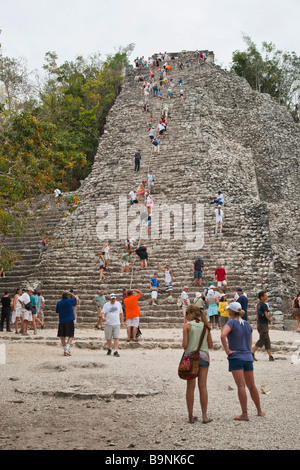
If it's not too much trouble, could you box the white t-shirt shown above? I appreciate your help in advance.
[148,173,155,184]
[129,191,137,201]
[125,238,134,247]
[215,208,224,222]
[102,301,123,326]
[19,292,30,307]
[181,291,190,306]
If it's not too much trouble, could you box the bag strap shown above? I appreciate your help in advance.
[196,325,207,353]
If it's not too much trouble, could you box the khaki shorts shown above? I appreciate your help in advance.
[105,324,120,340]
[97,306,103,318]
[126,317,139,328]
[218,280,227,287]
[255,323,271,350]
[22,309,32,322]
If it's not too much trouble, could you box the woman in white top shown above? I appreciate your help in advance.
[11,288,23,334]
[215,206,224,234]
[145,193,154,215]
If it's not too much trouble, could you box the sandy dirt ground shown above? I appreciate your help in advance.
[0,326,299,453]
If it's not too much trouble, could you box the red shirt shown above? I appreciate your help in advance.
[215,268,226,281]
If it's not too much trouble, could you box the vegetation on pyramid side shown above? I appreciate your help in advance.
[230,34,300,122]
[0,29,134,269]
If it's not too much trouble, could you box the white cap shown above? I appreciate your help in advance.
[225,302,242,313]
[110,293,117,299]
[195,292,202,298]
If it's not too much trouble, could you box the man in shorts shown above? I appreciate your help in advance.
[181,286,190,323]
[193,256,205,287]
[252,291,274,361]
[124,289,142,342]
[56,291,78,356]
[147,171,155,192]
[157,263,173,300]
[102,294,124,357]
[214,263,227,294]
[102,240,113,268]
[92,290,106,330]
[18,287,34,336]
[121,252,133,274]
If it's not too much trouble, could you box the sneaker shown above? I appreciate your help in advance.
[113,351,120,357]
[107,348,112,356]
[269,355,275,361]
[64,349,72,356]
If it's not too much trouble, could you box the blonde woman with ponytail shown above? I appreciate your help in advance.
[220,302,265,421]
[182,305,213,424]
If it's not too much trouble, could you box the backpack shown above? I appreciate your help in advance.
[206,290,216,305]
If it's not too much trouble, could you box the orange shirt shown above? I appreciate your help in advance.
[124,294,141,320]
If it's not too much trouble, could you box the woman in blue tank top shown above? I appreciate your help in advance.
[221,302,266,422]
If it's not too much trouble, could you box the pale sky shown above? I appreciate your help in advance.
[1,0,300,73]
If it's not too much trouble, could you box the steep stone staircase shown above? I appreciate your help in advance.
[1,52,299,329]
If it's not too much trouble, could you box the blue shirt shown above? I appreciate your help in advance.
[237,295,248,319]
[227,319,253,362]
[56,298,76,323]
[150,278,159,291]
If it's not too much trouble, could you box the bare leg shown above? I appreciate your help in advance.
[231,370,250,421]
[198,367,211,422]
[244,370,266,417]
[186,378,197,422]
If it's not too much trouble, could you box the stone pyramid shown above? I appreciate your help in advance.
[1,51,299,328]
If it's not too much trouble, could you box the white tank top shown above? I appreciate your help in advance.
[165,269,172,284]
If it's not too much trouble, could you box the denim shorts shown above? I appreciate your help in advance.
[194,270,202,279]
[228,359,253,372]
[199,358,209,368]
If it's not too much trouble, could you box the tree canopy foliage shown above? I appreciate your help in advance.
[231,34,300,120]
[0,30,134,269]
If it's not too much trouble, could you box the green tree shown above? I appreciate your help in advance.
[231,34,300,118]
[0,38,135,269]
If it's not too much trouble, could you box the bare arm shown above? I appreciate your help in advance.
[220,324,235,355]
[182,324,191,349]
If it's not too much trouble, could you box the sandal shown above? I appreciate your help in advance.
[189,416,198,424]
